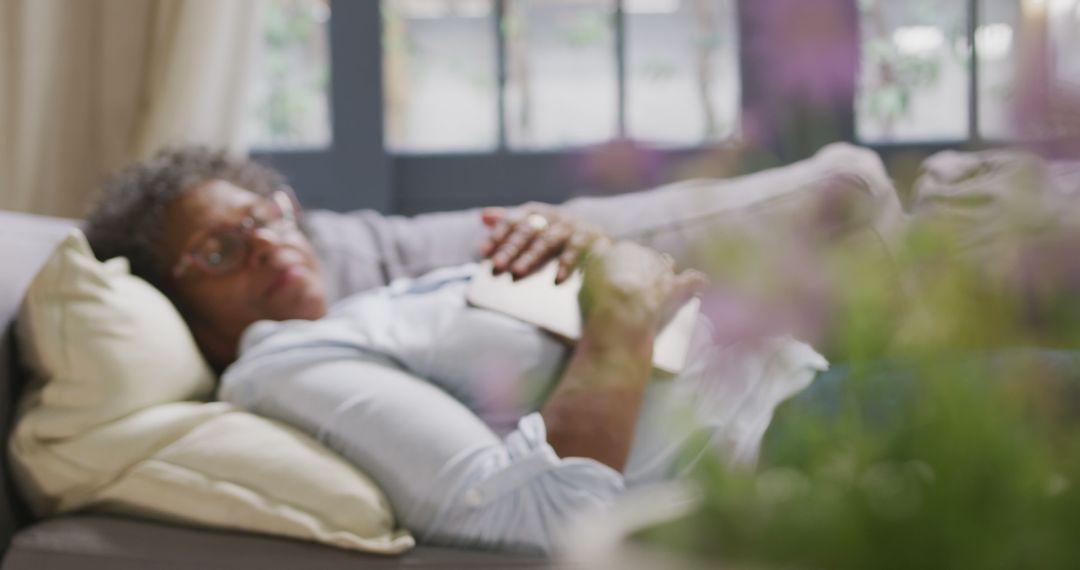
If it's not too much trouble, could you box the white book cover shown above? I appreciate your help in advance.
[467,260,700,375]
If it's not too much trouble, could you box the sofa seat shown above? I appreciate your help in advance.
[0,515,558,570]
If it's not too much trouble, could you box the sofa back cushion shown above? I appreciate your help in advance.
[0,210,77,549]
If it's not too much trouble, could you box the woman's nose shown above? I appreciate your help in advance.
[248,227,284,267]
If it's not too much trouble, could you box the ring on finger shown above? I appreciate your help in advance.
[525,213,549,231]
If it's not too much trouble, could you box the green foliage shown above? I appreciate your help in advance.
[638,219,1080,568]
[264,2,312,49]
[559,11,611,50]
[863,38,943,132]
[255,0,329,144]
[638,59,679,83]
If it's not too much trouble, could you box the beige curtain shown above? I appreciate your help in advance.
[0,0,263,218]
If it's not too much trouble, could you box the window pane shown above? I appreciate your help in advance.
[504,0,618,149]
[625,0,739,145]
[980,0,1080,140]
[1050,0,1080,86]
[978,0,1020,140]
[856,0,969,142]
[248,0,332,151]
[383,0,499,153]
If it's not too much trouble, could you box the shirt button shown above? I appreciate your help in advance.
[463,488,484,508]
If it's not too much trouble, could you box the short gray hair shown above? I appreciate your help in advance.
[84,146,290,293]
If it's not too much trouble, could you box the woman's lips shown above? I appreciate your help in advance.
[264,265,305,298]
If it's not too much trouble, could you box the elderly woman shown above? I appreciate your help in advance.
[82,146,871,553]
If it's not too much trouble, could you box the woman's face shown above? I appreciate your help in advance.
[161,179,328,366]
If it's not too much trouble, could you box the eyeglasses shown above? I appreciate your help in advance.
[171,190,298,279]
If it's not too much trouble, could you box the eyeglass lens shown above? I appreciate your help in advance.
[194,195,294,274]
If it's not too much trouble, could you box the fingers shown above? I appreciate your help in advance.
[481,207,506,227]
[481,202,611,283]
[480,203,550,263]
[479,212,517,258]
[555,230,590,284]
[556,231,610,284]
[654,268,708,327]
[491,219,543,274]
[673,269,709,301]
[512,222,572,278]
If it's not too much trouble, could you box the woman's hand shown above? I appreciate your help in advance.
[579,241,708,344]
[479,202,608,284]
[541,241,706,471]
[583,241,708,336]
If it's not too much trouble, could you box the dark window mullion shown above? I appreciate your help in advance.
[495,0,509,152]
[615,0,627,138]
[968,0,981,142]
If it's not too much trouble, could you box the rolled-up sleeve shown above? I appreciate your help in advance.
[219,322,624,554]
[422,412,624,552]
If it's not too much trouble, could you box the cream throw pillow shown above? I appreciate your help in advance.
[10,230,414,554]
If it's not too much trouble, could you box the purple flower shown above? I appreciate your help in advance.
[1010,20,1080,157]
[570,137,667,195]
[745,0,859,107]
[701,242,836,349]
[1007,229,1080,331]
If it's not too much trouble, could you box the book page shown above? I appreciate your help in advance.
[467,260,699,374]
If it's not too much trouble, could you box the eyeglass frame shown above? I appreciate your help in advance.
[170,189,300,279]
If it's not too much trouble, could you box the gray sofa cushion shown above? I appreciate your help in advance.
[305,208,486,303]
[0,211,78,550]
[2,516,555,569]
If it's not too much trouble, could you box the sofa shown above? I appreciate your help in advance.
[1,143,1071,568]
[0,210,557,569]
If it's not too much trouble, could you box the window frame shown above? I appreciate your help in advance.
[252,1,390,213]
[255,0,1036,216]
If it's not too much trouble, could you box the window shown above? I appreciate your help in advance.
[856,0,1080,144]
[247,0,332,151]
[383,0,499,152]
[1054,0,1080,87]
[856,0,969,142]
[977,0,1020,139]
[246,0,1078,215]
[625,0,740,144]
[381,0,741,153]
[248,1,390,213]
[503,0,620,149]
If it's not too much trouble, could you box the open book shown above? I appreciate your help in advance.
[467,260,700,375]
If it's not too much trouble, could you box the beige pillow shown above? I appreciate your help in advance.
[15,233,217,439]
[10,230,414,554]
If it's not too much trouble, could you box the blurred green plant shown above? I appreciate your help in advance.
[863,38,943,135]
[559,10,611,50]
[859,0,956,137]
[636,193,1080,569]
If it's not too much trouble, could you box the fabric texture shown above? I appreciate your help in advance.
[0,0,263,217]
[9,230,413,554]
[305,208,487,303]
[220,264,828,554]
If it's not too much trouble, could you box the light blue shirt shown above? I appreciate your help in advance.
[219,264,826,553]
